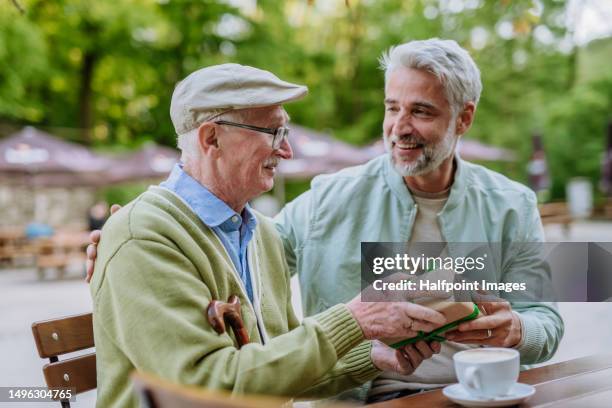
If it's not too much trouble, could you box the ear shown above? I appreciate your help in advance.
[197,122,219,155]
[455,102,476,136]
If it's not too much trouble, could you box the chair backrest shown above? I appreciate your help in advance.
[131,371,290,408]
[31,313,96,407]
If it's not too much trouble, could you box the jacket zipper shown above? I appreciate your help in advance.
[406,203,418,241]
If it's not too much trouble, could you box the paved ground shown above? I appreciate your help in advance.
[542,219,612,242]
[0,270,95,407]
[1,220,611,407]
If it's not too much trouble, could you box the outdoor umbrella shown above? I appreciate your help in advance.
[0,126,113,223]
[107,143,179,183]
[0,126,111,187]
[278,125,372,179]
[274,125,375,205]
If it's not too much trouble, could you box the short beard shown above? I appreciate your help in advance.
[384,120,457,177]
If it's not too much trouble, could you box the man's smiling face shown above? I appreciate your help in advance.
[383,67,458,177]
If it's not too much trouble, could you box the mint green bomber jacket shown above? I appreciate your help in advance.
[274,154,564,367]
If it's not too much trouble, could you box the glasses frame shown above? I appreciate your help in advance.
[214,120,290,150]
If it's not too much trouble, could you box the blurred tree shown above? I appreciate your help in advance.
[0,3,48,121]
[25,0,167,141]
[0,0,610,200]
[2,0,237,144]
[544,75,612,199]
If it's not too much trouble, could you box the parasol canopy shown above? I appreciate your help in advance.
[278,125,373,179]
[0,126,111,186]
[107,143,179,183]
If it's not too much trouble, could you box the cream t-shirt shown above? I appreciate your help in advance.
[369,186,478,396]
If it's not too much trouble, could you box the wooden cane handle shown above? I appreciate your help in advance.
[207,295,250,348]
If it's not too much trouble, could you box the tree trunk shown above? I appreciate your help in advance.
[567,46,578,89]
[79,51,97,143]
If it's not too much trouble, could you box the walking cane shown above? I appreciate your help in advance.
[207,295,250,348]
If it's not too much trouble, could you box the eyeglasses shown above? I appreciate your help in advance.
[215,120,290,150]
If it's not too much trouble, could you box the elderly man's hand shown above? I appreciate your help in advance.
[371,340,441,375]
[445,301,522,347]
[85,204,122,283]
[347,297,446,340]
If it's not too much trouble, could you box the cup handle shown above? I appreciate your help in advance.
[464,366,482,395]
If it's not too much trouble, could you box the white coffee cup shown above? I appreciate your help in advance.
[453,348,519,399]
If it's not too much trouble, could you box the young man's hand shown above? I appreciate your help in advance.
[445,301,522,347]
[85,204,122,282]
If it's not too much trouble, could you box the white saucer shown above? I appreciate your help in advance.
[442,383,536,407]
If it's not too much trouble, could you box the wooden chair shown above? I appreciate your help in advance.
[31,313,96,408]
[132,371,296,408]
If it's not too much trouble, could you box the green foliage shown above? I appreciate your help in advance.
[102,182,148,206]
[544,75,612,199]
[282,179,312,203]
[0,0,611,200]
[0,4,48,120]
[578,38,612,85]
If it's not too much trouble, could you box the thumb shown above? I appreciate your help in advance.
[110,204,122,215]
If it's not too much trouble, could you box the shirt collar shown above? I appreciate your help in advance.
[160,164,257,230]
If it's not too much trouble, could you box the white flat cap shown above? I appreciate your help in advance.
[170,63,308,135]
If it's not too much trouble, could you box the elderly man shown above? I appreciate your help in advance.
[89,63,447,408]
[274,39,563,402]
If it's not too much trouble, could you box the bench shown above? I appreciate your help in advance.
[538,202,572,234]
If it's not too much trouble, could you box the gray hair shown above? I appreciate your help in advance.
[379,38,482,113]
[176,110,252,164]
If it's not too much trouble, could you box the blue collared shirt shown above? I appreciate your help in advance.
[160,164,257,303]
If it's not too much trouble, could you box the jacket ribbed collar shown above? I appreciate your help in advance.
[382,152,469,212]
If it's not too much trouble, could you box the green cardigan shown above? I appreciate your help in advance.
[90,186,380,407]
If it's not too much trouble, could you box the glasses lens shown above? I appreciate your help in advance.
[273,127,289,149]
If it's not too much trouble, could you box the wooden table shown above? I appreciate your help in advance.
[35,231,89,279]
[370,355,612,407]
